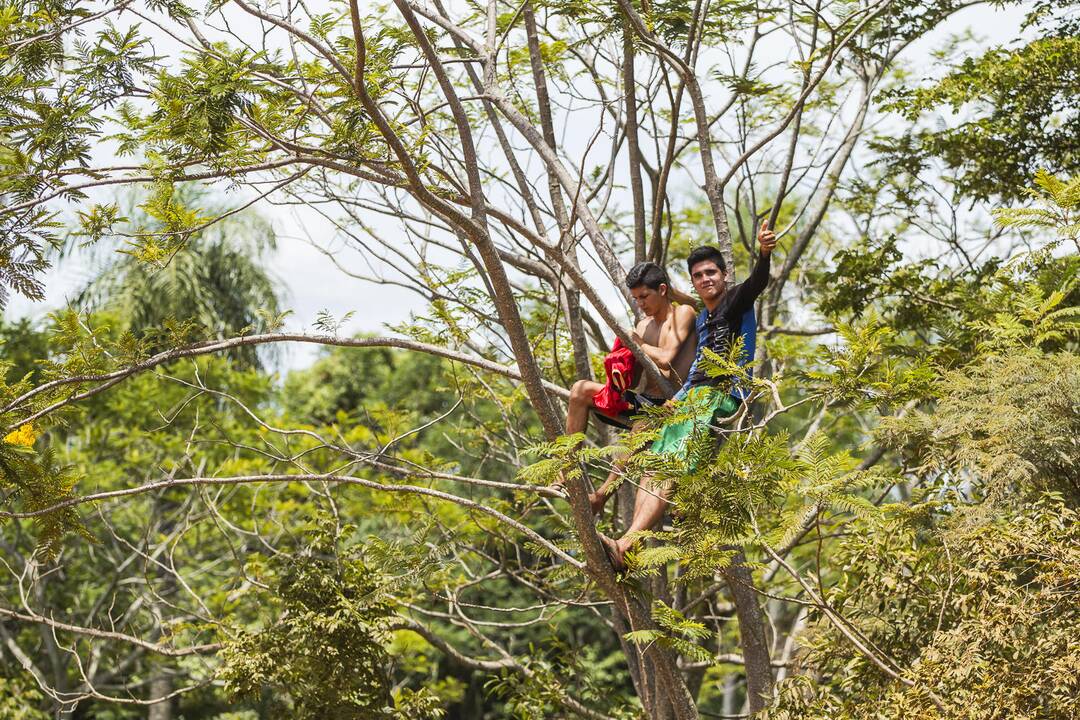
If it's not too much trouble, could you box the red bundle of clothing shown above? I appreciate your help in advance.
[592,338,636,417]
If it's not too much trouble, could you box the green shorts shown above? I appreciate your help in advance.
[650,386,739,467]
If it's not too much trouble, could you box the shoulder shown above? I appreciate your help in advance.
[721,282,748,306]
[675,303,697,318]
[674,303,697,324]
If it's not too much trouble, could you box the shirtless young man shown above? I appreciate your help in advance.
[562,262,697,440]
[551,262,696,506]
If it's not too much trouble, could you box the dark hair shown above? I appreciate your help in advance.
[625,262,670,291]
[686,245,726,274]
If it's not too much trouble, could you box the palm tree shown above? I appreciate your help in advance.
[77,185,283,368]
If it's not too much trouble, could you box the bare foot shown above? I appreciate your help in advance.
[598,533,626,573]
[545,470,570,500]
[544,483,567,499]
[588,491,606,515]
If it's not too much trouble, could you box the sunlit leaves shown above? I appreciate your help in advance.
[143,47,265,159]
[520,432,620,490]
[878,34,1080,202]
[625,601,713,663]
[969,275,1080,353]
[0,6,156,305]
[801,318,937,408]
[73,202,123,245]
[878,349,1080,502]
[994,168,1080,249]
[0,440,89,558]
[219,520,442,719]
[773,496,1080,719]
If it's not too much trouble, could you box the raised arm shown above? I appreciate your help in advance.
[725,221,778,319]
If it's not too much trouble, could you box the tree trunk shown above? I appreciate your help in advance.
[147,674,173,720]
[723,553,774,712]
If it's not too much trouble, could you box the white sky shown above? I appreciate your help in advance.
[3,2,1032,373]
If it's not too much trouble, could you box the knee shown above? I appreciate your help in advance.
[570,380,593,404]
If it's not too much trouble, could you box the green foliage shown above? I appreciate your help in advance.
[143,47,264,159]
[0,431,89,557]
[801,318,936,407]
[649,0,759,46]
[878,349,1080,503]
[813,233,1005,361]
[769,495,1080,720]
[520,432,621,491]
[484,636,638,720]
[219,521,441,719]
[968,266,1080,353]
[815,235,903,318]
[993,169,1080,250]
[877,30,1080,201]
[282,342,457,426]
[768,179,1079,716]
[0,670,49,719]
[669,430,797,547]
[313,309,357,335]
[817,174,1080,367]
[0,4,158,305]
[0,211,55,307]
[0,316,50,384]
[0,0,1077,714]
[625,601,713,663]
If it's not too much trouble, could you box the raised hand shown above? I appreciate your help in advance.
[758,221,778,256]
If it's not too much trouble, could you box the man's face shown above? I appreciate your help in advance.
[630,284,667,317]
[690,259,724,303]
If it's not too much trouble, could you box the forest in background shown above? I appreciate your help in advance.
[0,0,1078,718]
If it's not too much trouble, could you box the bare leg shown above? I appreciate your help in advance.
[549,379,606,496]
[588,418,649,514]
[566,379,605,435]
[600,474,672,570]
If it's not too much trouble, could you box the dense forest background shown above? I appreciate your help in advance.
[1,0,1078,718]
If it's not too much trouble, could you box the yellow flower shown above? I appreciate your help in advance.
[3,424,37,447]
